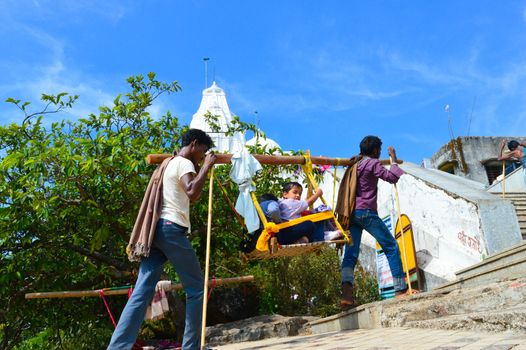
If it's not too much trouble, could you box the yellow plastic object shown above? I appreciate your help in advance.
[375,214,417,274]
[255,211,334,252]
[395,214,417,273]
[302,154,351,245]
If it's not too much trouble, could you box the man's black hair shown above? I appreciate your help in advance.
[282,181,303,193]
[508,140,520,151]
[260,193,279,202]
[181,129,214,149]
[359,135,382,156]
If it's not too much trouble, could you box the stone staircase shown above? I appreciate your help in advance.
[502,192,526,240]
[436,241,526,291]
[308,242,526,335]
[205,243,526,345]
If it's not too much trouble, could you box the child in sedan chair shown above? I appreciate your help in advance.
[278,182,342,242]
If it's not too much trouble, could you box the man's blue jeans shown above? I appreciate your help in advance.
[108,219,204,350]
[341,209,407,292]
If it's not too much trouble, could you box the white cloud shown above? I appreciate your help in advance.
[0,0,128,25]
[0,0,134,125]
[0,20,116,124]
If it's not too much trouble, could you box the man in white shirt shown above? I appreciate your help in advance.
[108,129,216,350]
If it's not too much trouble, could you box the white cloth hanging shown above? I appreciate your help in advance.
[229,148,262,233]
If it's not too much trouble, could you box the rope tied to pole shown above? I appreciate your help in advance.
[332,158,342,210]
[99,289,117,328]
[207,276,217,301]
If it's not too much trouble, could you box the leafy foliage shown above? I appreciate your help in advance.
[1,73,182,349]
[1,73,380,349]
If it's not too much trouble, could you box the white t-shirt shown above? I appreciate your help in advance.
[279,198,309,221]
[160,157,196,231]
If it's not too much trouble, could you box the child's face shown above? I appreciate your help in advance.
[283,186,302,200]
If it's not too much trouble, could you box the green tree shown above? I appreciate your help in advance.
[0,73,380,349]
[0,73,184,349]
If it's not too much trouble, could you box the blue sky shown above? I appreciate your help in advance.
[1,1,526,163]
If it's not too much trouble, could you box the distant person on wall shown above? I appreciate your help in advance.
[335,135,408,310]
[498,139,526,178]
[107,129,216,350]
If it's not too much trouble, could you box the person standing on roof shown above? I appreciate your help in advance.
[498,139,526,178]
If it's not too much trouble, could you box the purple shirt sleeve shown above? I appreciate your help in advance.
[355,158,405,212]
[371,161,404,184]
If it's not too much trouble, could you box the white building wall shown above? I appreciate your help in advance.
[377,171,485,283]
[314,161,522,291]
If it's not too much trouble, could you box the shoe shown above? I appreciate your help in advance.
[324,230,343,241]
[340,282,356,310]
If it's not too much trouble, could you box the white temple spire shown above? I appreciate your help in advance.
[189,82,245,153]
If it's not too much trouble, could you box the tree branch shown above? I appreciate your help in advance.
[63,242,131,274]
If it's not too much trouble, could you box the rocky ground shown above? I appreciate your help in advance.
[205,277,526,347]
[380,277,526,333]
[206,314,318,346]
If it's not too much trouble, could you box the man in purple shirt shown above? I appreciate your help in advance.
[341,136,407,309]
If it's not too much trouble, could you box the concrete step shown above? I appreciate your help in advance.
[435,242,526,290]
[502,192,526,197]
[308,278,526,335]
[404,306,526,333]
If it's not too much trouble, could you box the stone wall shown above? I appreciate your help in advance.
[429,136,526,186]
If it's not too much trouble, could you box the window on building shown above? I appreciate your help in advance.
[438,161,456,175]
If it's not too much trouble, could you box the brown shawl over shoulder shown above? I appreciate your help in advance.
[126,156,174,262]
[335,155,363,230]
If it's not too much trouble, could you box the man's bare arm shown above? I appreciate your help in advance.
[180,153,216,202]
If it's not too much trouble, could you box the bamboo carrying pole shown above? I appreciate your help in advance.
[390,156,413,295]
[24,276,254,299]
[147,153,402,166]
[200,167,214,350]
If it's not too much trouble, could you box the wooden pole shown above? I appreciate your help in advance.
[25,276,254,299]
[200,167,214,350]
[502,161,506,198]
[390,156,413,295]
[147,153,402,166]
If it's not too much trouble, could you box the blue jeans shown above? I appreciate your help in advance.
[108,219,204,350]
[341,209,407,292]
[277,221,315,244]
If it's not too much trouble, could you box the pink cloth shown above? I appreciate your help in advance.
[355,157,404,212]
[144,280,171,321]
